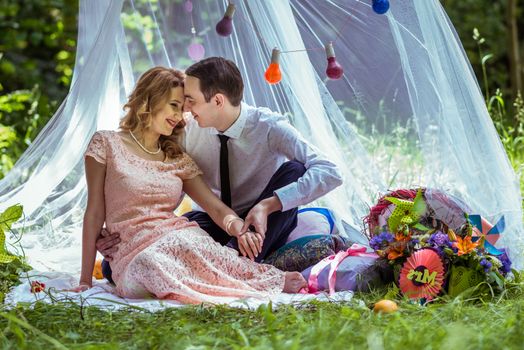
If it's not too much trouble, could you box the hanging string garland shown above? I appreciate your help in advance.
[186,0,391,81]
[185,0,205,61]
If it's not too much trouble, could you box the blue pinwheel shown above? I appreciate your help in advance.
[468,215,505,255]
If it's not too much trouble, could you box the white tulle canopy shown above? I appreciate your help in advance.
[1,0,523,271]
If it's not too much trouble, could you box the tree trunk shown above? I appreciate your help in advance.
[508,0,522,104]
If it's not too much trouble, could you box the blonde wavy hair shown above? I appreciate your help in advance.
[120,66,186,158]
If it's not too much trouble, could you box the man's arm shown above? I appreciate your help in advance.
[96,229,120,262]
[267,114,343,211]
[242,112,343,236]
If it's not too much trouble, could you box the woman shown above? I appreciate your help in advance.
[74,67,306,304]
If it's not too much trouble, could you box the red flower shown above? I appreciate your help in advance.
[30,281,45,293]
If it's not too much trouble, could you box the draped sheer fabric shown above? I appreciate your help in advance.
[1,0,522,271]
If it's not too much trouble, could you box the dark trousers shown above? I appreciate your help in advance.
[184,160,306,263]
[102,160,306,283]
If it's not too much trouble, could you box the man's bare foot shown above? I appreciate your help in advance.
[283,272,307,293]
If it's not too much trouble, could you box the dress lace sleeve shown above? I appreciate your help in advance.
[85,131,107,164]
[175,152,203,180]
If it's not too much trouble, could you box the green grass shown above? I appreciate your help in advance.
[1,287,524,349]
[0,106,522,349]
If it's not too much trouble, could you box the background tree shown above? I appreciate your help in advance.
[0,0,77,178]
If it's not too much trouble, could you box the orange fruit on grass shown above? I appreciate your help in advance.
[373,299,399,313]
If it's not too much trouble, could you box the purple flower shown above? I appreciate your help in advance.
[480,259,492,273]
[369,232,394,250]
[499,251,512,275]
[428,231,451,248]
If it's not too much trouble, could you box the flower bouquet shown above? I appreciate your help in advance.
[364,188,512,301]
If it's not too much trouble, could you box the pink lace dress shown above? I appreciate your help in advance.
[85,131,285,304]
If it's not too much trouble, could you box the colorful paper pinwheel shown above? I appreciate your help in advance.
[385,189,427,233]
[468,215,505,256]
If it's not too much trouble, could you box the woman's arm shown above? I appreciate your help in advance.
[78,156,106,289]
[183,175,262,260]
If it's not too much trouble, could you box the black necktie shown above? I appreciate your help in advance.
[218,134,232,207]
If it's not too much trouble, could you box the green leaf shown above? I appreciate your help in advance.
[383,283,399,300]
[481,53,493,65]
[0,204,23,233]
[413,223,431,231]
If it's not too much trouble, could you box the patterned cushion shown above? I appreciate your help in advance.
[264,234,351,272]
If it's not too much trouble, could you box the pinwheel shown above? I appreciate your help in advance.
[468,215,505,255]
[385,189,427,233]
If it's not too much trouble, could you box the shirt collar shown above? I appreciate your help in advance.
[209,102,248,139]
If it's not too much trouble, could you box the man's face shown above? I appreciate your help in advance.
[184,76,217,128]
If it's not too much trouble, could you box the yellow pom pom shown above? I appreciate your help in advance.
[175,196,193,216]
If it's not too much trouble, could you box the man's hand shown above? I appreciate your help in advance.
[242,196,283,240]
[96,228,121,262]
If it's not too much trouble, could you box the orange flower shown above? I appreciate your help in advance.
[387,247,404,260]
[395,232,411,242]
[387,239,409,260]
[453,236,479,256]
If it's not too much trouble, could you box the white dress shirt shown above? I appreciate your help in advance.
[183,103,343,214]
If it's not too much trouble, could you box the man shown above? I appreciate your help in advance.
[98,57,342,281]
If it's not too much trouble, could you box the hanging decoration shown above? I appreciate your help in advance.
[188,37,205,61]
[325,42,344,80]
[264,48,282,84]
[183,0,193,13]
[372,0,390,14]
[185,0,206,61]
[216,2,236,37]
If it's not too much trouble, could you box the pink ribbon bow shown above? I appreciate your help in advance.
[305,244,377,295]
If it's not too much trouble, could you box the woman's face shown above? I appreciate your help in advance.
[149,86,185,136]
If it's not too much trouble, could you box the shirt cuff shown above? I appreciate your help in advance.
[273,183,302,212]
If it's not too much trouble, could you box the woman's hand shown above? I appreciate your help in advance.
[228,218,263,260]
[69,283,91,293]
[237,231,264,261]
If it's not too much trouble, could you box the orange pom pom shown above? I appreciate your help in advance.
[92,259,104,280]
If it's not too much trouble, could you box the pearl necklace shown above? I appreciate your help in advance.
[129,131,162,155]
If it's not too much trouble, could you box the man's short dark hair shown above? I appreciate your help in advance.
[185,57,244,106]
